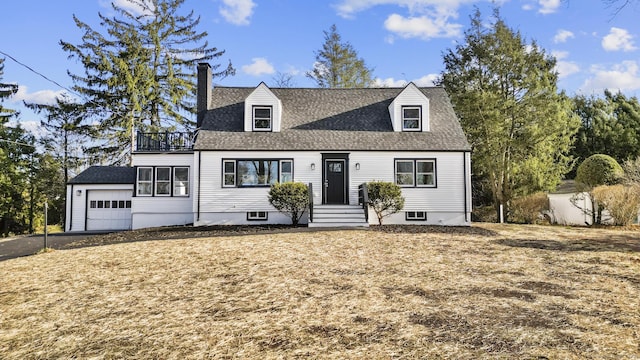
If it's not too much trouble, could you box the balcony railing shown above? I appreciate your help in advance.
[136,131,194,152]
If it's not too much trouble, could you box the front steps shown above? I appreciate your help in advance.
[309,204,369,228]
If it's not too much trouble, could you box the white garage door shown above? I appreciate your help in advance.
[87,190,132,230]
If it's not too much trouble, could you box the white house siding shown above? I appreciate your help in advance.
[196,150,470,226]
[388,84,430,132]
[65,184,133,232]
[131,152,195,229]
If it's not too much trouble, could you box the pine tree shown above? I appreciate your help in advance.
[306,24,373,88]
[25,95,91,184]
[0,58,18,123]
[61,0,234,164]
[439,8,580,222]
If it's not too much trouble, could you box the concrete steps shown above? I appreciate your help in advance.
[309,205,369,228]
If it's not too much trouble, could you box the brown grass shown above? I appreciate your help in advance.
[1,223,639,359]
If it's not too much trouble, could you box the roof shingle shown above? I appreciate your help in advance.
[195,86,471,152]
[68,166,135,185]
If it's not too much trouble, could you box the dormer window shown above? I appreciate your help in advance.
[402,106,421,131]
[253,106,272,131]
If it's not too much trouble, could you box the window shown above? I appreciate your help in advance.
[90,200,97,208]
[406,211,427,221]
[125,201,131,208]
[253,106,272,131]
[395,159,436,188]
[173,167,189,196]
[280,160,293,183]
[223,160,236,187]
[395,160,414,186]
[112,201,118,208]
[155,167,171,196]
[416,160,436,186]
[402,106,421,131]
[223,159,293,187]
[119,200,125,208]
[247,211,268,221]
[137,167,153,196]
[239,160,278,186]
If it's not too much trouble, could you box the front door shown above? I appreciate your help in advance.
[324,159,346,204]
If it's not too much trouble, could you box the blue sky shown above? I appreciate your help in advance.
[1,0,639,132]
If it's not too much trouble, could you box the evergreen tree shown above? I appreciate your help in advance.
[439,8,580,222]
[307,24,373,88]
[0,58,18,123]
[25,95,91,184]
[571,91,640,168]
[61,0,234,164]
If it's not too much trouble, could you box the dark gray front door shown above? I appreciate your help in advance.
[324,159,346,204]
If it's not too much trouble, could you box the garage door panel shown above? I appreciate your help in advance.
[87,190,132,230]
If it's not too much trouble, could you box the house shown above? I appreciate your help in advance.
[65,63,472,231]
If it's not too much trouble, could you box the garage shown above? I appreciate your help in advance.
[86,189,133,230]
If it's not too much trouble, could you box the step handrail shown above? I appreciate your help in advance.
[308,182,314,223]
[358,183,369,223]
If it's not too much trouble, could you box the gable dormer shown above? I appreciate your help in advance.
[244,82,283,132]
[388,82,430,132]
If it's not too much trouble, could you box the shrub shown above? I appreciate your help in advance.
[592,184,640,226]
[574,154,624,225]
[575,154,623,191]
[366,181,405,225]
[509,192,550,224]
[268,182,309,225]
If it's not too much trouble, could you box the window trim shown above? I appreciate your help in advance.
[279,159,293,183]
[247,211,268,221]
[401,105,422,132]
[252,105,273,132]
[406,211,427,221]
[394,158,437,188]
[135,166,191,197]
[137,167,153,196]
[155,167,171,196]
[222,158,294,188]
[173,167,190,197]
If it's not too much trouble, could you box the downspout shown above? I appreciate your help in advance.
[84,190,89,231]
[463,152,469,223]
[197,151,201,222]
[69,184,74,231]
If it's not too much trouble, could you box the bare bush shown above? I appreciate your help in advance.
[592,185,640,226]
[509,193,550,224]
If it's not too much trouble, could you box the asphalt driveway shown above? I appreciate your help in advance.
[0,232,110,261]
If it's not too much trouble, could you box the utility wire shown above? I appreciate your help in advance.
[0,49,80,99]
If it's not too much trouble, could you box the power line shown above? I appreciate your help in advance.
[0,49,80,98]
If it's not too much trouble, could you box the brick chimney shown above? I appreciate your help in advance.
[197,63,211,129]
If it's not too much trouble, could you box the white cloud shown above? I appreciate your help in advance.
[335,0,472,41]
[553,29,575,44]
[11,86,66,105]
[241,58,275,76]
[373,73,438,87]
[4,120,49,138]
[99,0,155,16]
[384,13,462,40]
[580,61,640,93]
[551,51,580,79]
[219,0,256,26]
[602,27,637,52]
[538,0,561,14]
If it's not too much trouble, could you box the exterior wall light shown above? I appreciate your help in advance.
[76,189,82,196]
[355,163,361,170]
[311,163,316,170]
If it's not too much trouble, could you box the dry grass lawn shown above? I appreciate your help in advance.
[1,224,639,359]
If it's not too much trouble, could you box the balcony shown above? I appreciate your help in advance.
[135,131,194,152]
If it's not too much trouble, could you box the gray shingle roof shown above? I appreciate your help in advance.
[195,86,470,151]
[68,166,135,185]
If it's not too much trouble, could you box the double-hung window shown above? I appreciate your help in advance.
[137,167,153,196]
[395,159,436,187]
[402,106,421,131]
[173,167,189,196]
[136,166,190,196]
[253,106,272,131]
[155,167,171,196]
[223,159,293,187]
